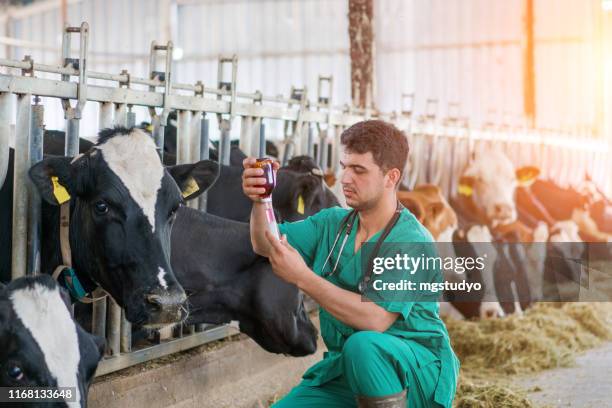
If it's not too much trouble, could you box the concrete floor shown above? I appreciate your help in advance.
[514,342,612,408]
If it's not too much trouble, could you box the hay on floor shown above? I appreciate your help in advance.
[447,302,612,375]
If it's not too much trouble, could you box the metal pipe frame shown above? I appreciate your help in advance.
[198,117,210,213]
[27,100,43,276]
[176,110,192,164]
[11,93,31,280]
[0,92,10,189]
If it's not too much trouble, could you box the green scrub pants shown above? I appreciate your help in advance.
[272,331,441,408]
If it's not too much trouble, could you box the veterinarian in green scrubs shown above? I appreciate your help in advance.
[242,120,460,407]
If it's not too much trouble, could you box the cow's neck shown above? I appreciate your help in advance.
[40,201,97,293]
[450,194,489,228]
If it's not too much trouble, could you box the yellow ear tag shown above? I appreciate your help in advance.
[146,124,154,133]
[516,166,540,187]
[51,176,71,204]
[182,177,200,198]
[297,194,305,215]
[458,183,473,197]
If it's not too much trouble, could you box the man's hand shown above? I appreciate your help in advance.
[242,157,280,203]
[264,230,312,287]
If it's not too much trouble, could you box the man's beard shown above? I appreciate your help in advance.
[348,194,379,212]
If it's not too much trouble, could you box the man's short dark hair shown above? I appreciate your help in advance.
[340,120,409,178]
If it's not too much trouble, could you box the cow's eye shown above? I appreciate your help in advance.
[94,201,109,215]
[8,365,24,381]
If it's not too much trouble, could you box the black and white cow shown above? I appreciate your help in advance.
[206,154,339,223]
[2,127,219,328]
[0,274,104,407]
[171,206,318,356]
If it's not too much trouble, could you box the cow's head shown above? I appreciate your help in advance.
[29,127,219,328]
[458,147,539,226]
[398,184,457,240]
[273,155,340,222]
[0,275,104,407]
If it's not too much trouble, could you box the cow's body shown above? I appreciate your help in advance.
[0,275,104,407]
[518,179,612,242]
[171,206,318,356]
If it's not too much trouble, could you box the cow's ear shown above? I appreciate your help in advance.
[399,196,425,222]
[427,202,446,219]
[516,166,539,187]
[458,175,475,197]
[166,160,219,201]
[29,157,74,206]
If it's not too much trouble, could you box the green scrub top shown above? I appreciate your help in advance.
[278,206,460,408]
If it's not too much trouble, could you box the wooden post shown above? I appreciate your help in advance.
[523,0,536,127]
[348,0,374,109]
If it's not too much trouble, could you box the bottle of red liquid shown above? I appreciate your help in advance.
[254,158,280,240]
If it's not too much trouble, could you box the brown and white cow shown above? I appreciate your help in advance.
[398,184,505,319]
[451,147,549,312]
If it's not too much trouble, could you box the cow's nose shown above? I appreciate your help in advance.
[494,204,512,217]
[144,289,188,325]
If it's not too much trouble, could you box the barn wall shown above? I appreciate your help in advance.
[375,0,606,137]
[2,0,606,139]
[0,0,350,140]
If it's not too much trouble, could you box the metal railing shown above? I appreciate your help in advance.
[0,22,608,377]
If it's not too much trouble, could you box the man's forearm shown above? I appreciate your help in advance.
[250,202,273,256]
[297,271,398,332]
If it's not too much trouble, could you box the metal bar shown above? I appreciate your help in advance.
[190,112,202,164]
[219,126,231,165]
[306,124,315,159]
[198,118,209,213]
[107,298,121,356]
[251,117,262,158]
[0,92,10,189]
[319,133,328,171]
[114,103,127,127]
[176,110,192,164]
[27,101,43,275]
[258,123,266,158]
[126,109,136,127]
[65,118,80,157]
[239,116,252,154]
[98,102,114,129]
[120,309,132,353]
[95,325,238,377]
[11,93,31,280]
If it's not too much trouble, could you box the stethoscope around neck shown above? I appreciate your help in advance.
[321,201,404,293]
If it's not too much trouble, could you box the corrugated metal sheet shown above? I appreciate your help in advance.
[1,0,608,141]
[2,0,349,139]
[375,0,606,136]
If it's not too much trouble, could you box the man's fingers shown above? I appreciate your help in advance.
[264,230,283,251]
[244,188,266,196]
[243,168,264,178]
[243,157,257,169]
[243,176,267,186]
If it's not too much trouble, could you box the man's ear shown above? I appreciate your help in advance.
[166,160,219,201]
[386,168,401,188]
[29,157,75,206]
